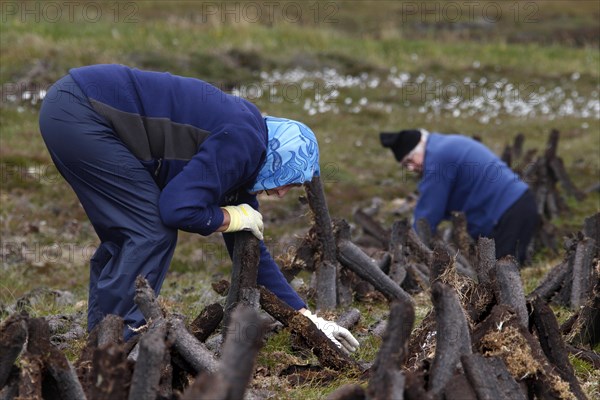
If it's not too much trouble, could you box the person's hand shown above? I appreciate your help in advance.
[301,310,359,354]
[221,204,264,240]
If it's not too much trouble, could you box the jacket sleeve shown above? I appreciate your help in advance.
[222,193,306,310]
[413,161,454,234]
[159,128,262,235]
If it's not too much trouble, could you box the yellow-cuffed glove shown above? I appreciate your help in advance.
[221,203,264,241]
[301,310,360,354]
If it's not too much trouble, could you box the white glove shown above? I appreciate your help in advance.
[221,204,264,240]
[301,310,359,354]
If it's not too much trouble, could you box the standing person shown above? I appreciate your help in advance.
[380,129,539,264]
[39,64,358,354]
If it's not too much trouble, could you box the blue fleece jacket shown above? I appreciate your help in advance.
[69,64,306,310]
[414,133,528,238]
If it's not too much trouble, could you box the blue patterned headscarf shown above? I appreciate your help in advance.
[250,116,320,192]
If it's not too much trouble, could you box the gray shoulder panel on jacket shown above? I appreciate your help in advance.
[89,99,210,161]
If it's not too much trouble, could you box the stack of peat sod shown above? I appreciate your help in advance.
[1,173,597,400]
[502,129,589,253]
[530,213,600,364]
[501,129,587,220]
[327,231,598,399]
[0,230,360,400]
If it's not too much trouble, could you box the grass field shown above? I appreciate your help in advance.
[1,1,599,398]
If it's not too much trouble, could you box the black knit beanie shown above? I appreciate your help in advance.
[380,130,422,162]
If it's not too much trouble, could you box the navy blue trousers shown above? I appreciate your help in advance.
[491,189,540,264]
[39,75,177,339]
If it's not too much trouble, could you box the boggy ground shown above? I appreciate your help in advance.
[1,1,599,398]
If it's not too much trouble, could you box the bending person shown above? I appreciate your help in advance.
[381,129,539,264]
[39,64,358,353]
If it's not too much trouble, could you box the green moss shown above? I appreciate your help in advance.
[570,354,600,399]
[257,330,298,371]
[570,355,595,375]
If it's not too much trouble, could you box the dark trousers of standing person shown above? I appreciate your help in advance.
[491,189,540,264]
[39,75,178,340]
